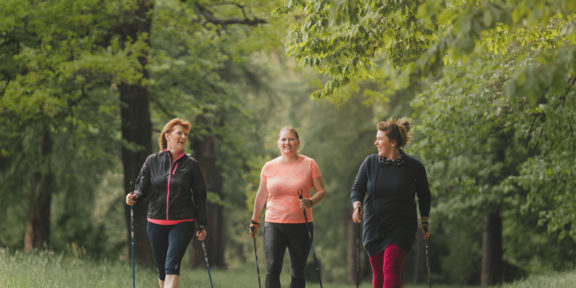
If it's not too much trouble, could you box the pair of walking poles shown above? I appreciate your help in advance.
[250,190,324,288]
[128,181,215,288]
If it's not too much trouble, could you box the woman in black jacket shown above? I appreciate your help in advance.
[351,118,431,288]
[126,118,207,288]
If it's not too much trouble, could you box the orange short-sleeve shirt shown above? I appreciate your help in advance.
[261,155,322,223]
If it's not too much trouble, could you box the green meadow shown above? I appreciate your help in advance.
[2,248,575,288]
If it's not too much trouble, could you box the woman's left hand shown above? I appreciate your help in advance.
[196,228,207,241]
[420,223,430,240]
[299,198,314,209]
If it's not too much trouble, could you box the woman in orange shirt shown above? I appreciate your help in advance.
[249,127,327,288]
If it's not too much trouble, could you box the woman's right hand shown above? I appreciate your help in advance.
[352,201,363,223]
[125,193,138,206]
[249,220,259,239]
[196,227,207,241]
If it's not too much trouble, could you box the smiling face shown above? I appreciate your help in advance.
[277,130,300,156]
[165,124,189,153]
[375,130,397,157]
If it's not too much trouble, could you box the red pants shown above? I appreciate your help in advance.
[368,244,407,288]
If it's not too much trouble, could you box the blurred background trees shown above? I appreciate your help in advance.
[1,0,575,286]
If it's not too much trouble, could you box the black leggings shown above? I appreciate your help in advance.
[263,222,312,288]
[147,221,195,280]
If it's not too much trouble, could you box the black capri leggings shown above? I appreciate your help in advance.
[147,221,195,280]
[264,222,312,288]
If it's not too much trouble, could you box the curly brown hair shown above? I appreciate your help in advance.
[377,118,411,149]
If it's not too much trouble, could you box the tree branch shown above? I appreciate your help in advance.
[193,2,267,26]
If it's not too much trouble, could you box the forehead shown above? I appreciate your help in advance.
[376,130,386,138]
[279,130,297,138]
[171,125,188,132]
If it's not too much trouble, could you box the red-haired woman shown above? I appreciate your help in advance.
[126,118,207,288]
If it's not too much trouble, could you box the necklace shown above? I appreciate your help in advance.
[379,150,407,166]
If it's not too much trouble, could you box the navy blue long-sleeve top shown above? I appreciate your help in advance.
[350,153,431,255]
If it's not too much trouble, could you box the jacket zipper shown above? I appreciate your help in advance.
[166,155,181,220]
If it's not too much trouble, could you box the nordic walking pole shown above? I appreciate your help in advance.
[201,240,215,288]
[423,224,431,288]
[250,225,262,288]
[354,202,363,288]
[355,222,361,288]
[129,180,136,288]
[298,189,323,288]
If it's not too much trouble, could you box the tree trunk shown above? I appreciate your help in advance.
[121,81,154,267]
[482,134,507,287]
[24,125,52,251]
[189,136,226,268]
[481,210,502,287]
[119,0,155,267]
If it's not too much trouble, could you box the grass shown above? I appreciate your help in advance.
[497,271,576,288]
[1,248,576,288]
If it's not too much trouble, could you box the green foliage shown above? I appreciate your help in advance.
[411,17,576,275]
[276,0,576,98]
[0,0,148,254]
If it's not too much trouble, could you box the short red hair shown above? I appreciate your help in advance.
[159,118,191,149]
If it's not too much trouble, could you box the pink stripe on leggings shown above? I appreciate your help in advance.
[369,244,407,288]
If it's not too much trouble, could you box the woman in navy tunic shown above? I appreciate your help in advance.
[351,119,431,288]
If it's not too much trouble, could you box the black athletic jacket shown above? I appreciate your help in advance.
[134,150,207,226]
[350,153,431,255]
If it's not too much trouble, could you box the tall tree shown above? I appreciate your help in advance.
[0,0,156,261]
[115,0,156,267]
[23,123,52,251]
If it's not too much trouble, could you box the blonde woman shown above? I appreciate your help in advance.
[250,127,327,288]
